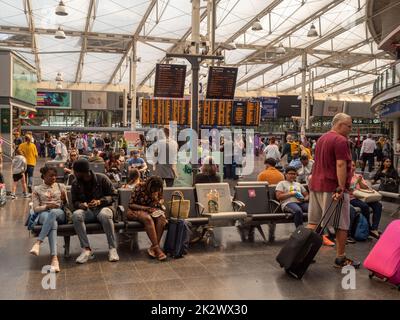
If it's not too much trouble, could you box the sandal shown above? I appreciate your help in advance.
[156,251,167,261]
[152,244,167,261]
[147,246,157,259]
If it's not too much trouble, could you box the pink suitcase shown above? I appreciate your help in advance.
[363,220,400,290]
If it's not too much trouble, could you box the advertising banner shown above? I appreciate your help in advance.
[37,91,71,108]
[82,91,107,110]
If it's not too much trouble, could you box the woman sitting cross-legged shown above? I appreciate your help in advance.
[127,176,167,261]
[30,167,66,272]
[350,161,382,239]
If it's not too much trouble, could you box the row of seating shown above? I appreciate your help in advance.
[32,181,304,257]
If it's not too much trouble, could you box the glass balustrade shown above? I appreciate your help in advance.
[373,61,400,96]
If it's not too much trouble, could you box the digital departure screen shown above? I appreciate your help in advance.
[232,101,260,126]
[206,66,238,100]
[154,64,187,98]
[200,100,233,126]
[141,99,190,125]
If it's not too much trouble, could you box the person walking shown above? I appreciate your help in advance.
[307,113,361,269]
[18,134,38,194]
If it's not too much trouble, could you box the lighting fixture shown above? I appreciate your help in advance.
[55,26,66,39]
[251,18,263,31]
[307,23,318,37]
[55,1,68,16]
[276,43,286,55]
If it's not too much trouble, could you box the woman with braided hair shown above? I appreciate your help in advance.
[127,176,167,261]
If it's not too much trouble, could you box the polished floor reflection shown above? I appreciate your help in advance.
[0,159,399,300]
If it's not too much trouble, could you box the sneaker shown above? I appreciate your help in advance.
[346,237,356,244]
[334,256,361,269]
[76,249,94,264]
[322,235,335,247]
[23,192,31,198]
[369,230,380,239]
[10,193,16,200]
[29,242,40,256]
[108,248,119,262]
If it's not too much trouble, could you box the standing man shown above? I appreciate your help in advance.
[18,134,38,194]
[360,133,376,173]
[55,137,68,161]
[71,159,119,264]
[308,113,361,269]
[281,134,299,164]
[153,127,178,187]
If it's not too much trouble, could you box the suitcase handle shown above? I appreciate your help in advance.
[315,198,343,236]
[170,191,184,220]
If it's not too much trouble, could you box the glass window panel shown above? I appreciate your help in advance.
[0,0,27,27]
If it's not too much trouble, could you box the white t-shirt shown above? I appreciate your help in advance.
[276,180,306,209]
[264,144,281,161]
[55,142,68,161]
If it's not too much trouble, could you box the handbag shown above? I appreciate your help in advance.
[168,191,190,219]
[353,189,382,203]
[25,206,39,231]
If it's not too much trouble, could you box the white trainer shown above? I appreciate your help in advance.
[108,248,119,262]
[76,249,94,264]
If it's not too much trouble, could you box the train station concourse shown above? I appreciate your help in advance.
[0,0,399,306]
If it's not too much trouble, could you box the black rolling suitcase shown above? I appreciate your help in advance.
[276,199,341,279]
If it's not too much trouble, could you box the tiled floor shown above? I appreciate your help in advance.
[0,158,399,300]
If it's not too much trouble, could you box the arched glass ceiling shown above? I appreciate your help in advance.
[0,0,395,95]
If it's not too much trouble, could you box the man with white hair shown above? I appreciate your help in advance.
[360,133,376,173]
[308,113,361,269]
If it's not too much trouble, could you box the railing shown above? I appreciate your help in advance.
[373,61,400,96]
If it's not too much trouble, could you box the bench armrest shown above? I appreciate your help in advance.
[195,202,205,216]
[232,200,245,211]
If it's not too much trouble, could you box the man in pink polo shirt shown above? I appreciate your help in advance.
[308,113,361,269]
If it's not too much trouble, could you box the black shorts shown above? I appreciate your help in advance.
[13,173,24,182]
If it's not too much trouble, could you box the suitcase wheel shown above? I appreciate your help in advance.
[368,272,374,279]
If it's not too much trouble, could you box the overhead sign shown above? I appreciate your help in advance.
[200,100,233,126]
[154,64,187,98]
[259,97,279,120]
[206,66,238,100]
[141,99,190,125]
[323,100,343,116]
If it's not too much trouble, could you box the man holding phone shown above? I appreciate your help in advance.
[71,158,119,264]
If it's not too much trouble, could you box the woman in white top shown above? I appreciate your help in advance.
[264,136,281,162]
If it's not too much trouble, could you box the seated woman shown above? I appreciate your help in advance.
[30,167,66,272]
[194,156,221,184]
[127,176,167,261]
[63,150,79,183]
[105,152,121,182]
[118,148,126,164]
[372,157,399,192]
[350,161,382,239]
[122,168,141,190]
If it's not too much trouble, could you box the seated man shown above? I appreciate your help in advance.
[276,166,309,228]
[257,158,284,184]
[128,149,148,178]
[297,155,314,183]
[88,148,105,163]
[288,151,302,170]
[71,159,119,264]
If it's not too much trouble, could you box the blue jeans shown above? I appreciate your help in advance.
[350,198,382,230]
[38,209,65,256]
[285,202,308,227]
[72,207,116,249]
[26,165,35,188]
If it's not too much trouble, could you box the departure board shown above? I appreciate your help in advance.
[206,66,238,100]
[200,100,233,126]
[154,64,187,98]
[232,101,260,126]
[141,99,190,125]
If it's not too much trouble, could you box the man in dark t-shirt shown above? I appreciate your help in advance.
[308,113,361,269]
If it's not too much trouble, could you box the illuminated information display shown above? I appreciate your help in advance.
[141,99,259,126]
[206,66,238,100]
[141,99,190,125]
[154,64,187,98]
[200,100,233,126]
[232,101,260,126]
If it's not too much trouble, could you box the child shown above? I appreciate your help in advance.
[11,149,29,199]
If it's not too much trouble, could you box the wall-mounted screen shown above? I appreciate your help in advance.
[37,91,71,108]
[154,64,186,98]
[12,57,37,105]
[206,66,238,100]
